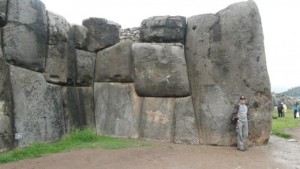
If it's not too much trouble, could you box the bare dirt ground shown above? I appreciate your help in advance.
[1,129,300,169]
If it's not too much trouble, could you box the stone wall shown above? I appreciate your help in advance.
[0,0,272,151]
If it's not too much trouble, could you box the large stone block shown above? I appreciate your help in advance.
[48,11,72,45]
[0,48,13,151]
[76,50,96,86]
[95,40,134,82]
[0,0,7,26]
[132,43,190,97]
[174,97,199,144]
[44,42,76,85]
[140,16,186,43]
[185,1,272,146]
[139,97,175,142]
[62,87,94,134]
[94,83,142,138]
[82,17,120,52]
[10,65,64,147]
[73,25,88,50]
[44,10,76,85]
[2,0,47,72]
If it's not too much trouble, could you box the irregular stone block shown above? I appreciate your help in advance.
[7,0,47,26]
[139,97,175,142]
[174,97,199,144]
[0,47,13,151]
[48,11,72,45]
[73,25,88,50]
[132,43,190,97]
[0,0,7,26]
[62,87,95,134]
[2,0,47,72]
[82,17,120,52]
[44,42,76,85]
[76,50,96,86]
[140,16,186,43]
[185,1,272,146]
[10,65,64,147]
[95,40,134,82]
[94,83,142,138]
[45,11,76,85]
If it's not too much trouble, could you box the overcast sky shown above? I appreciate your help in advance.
[40,0,300,93]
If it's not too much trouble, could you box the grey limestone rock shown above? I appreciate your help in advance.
[47,11,72,45]
[185,1,272,146]
[0,0,7,26]
[139,97,175,142]
[94,83,142,138]
[140,16,186,43]
[2,0,47,72]
[0,43,13,151]
[44,12,76,85]
[76,50,96,86]
[82,17,120,52]
[62,87,95,134]
[73,25,88,50]
[10,65,64,147]
[174,97,199,144]
[95,40,134,82]
[132,43,190,97]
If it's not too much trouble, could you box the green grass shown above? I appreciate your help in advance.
[0,128,149,164]
[272,109,300,138]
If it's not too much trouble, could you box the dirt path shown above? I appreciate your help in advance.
[0,134,300,169]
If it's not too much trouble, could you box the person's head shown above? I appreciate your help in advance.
[239,96,246,104]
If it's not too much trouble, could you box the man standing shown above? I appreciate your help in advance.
[234,96,248,151]
[277,102,283,117]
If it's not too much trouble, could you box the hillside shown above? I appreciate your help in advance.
[281,86,300,97]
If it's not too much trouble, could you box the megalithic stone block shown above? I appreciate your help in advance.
[94,83,142,138]
[139,97,175,142]
[185,1,272,146]
[82,17,120,52]
[95,40,134,82]
[73,25,88,50]
[10,65,64,147]
[0,39,13,151]
[140,16,186,43]
[2,0,47,72]
[174,97,199,144]
[132,43,190,97]
[76,50,96,86]
[44,12,76,85]
[0,0,7,26]
[62,87,95,134]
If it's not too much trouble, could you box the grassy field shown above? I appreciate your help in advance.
[272,108,300,138]
[0,128,149,164]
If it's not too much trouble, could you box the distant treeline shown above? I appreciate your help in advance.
[281,86,300,97]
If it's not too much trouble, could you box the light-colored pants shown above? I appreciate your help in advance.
[236,120,248,150]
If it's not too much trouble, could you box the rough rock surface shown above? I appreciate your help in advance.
[0,46,13,151]
[73,25,88,50]
[140,16,186,43]
[82,18,120,52]
[132,43,190,97]
[95,40,134,82]
[44,12,76,85]
[185,1,272,146]
[10,66,64,147]
[76,50,96,86]
[62,87,94,134]
[174,97,199,144]
[94,83,142,138]
[0,0,7,26]
[2,0,47,72]
[139,97,175,142]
